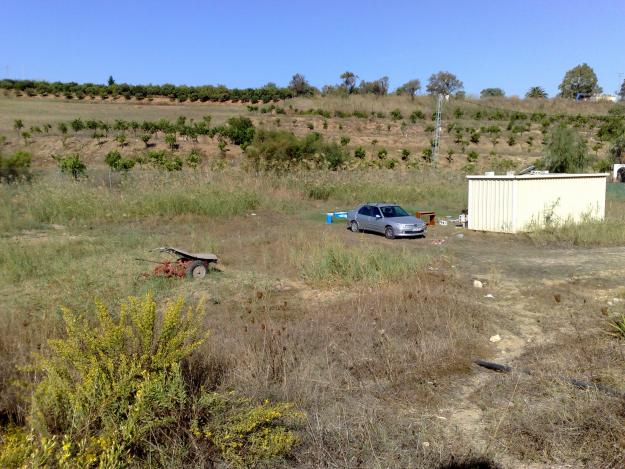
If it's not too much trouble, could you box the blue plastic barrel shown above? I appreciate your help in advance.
[326,213,333,224]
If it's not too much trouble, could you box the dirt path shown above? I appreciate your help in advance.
[434,236,625,468]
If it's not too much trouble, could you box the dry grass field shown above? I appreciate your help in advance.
[1,95,624,468]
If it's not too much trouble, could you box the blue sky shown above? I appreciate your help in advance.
[1,0,624,97]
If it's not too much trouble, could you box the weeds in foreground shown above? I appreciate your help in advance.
[0,293,302,468]
[294,238,429,285]
[608,315,625,338]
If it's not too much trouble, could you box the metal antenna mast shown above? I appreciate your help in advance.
[432,93,443,162]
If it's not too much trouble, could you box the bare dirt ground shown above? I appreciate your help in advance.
[324,222,625,468]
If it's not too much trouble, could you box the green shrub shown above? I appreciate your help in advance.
[186,148,203,168]
[469,130,480,144]
[105,150,135,172]
[0,293,302,468]
[390,108,403,121]
[421,148,432,162]
[401,149,411,161]
[165,133,177,150]
[340,136,350,146]
[20,131,31,145]
[409,110,425,123]
[354,147,366,159]
[53,153,86,178]
[377,148,388,160]
[219,117,255,148]
[467,151,479,162]
[245,129,347,171]
[0,151,31,181]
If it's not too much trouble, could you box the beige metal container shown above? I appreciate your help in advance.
[466,173,607,233]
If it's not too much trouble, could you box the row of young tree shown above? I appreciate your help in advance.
[2,64,622,102]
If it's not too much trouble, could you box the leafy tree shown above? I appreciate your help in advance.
[558,63,602,99]
[141,134,151,147]
[21,131,31,145]
[164,133,177,150]
[358,76,389,96]
[397,79,421,100]
[340,71,358,94]
[541,124,588,172]
[525,86,548,99]
[53,153,87,178]
[57,122,68,135]
[70,118,84,133]
[426,71,463,96]
[610,134,625,163]
[0,150,31,180]
[13,119,23,134]
[289,73,315,97]
[619,79,625,101]
[480,88,505,98]
[107,75,115,86]
[105,149,135,171]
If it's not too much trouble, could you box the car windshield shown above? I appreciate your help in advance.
[380,205,409,218]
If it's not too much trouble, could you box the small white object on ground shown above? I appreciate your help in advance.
[250,213,257,216]
[456,233,464,238]
[422,441,430,448]
[473,279,483,288]
[489,334,502,343]
[438,220,448,226]
[484,294,494,299]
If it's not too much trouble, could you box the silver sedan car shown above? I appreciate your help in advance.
[346,203,427,239]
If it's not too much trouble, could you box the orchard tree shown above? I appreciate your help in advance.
[541,124,588,172]
[289,73,315,97]
[619,79,625,101]
[340,71,358,94]
[480,87,505,98]
[426,71,463,96]
[525,86,548,99]
[108,75,115,86]
[558,63,602,99]
[397,79,421,100]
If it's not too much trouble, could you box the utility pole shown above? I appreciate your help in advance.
[432,93,443,162]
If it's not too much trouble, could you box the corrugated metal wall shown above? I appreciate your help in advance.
[468,175,606,233]
[468,178,515,232]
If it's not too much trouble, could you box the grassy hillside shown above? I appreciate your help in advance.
[1,94,621,174]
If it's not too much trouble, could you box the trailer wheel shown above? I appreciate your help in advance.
[186,260,208,279]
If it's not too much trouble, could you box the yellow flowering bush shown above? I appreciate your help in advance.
[0,293,302,468]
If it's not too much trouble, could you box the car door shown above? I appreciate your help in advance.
[369,206,384,233]
[356,205,373,230]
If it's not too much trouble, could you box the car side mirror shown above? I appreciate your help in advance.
[375,214,382,219]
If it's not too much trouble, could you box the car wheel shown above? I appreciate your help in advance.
[350,221,360,233]
[384,226,395,239]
